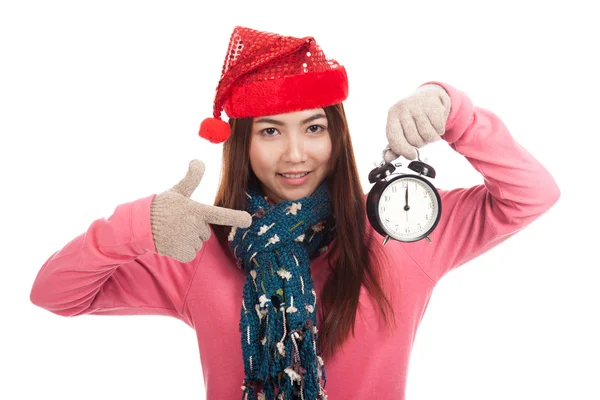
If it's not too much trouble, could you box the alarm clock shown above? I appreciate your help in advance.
[366,146,442,245]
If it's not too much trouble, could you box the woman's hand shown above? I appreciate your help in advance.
[384,83,451,162]
[150,160,252,262]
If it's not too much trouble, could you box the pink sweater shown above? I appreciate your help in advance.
[30,83,560,399]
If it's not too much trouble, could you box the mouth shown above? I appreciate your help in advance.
[276,171,311,186]
[277,171,311,179]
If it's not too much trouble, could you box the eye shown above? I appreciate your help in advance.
[308,125,326,134]
[260,127,280,136]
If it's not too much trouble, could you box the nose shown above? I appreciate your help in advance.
[282,133,308,163]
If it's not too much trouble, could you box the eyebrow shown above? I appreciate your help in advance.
[254,113,327,126]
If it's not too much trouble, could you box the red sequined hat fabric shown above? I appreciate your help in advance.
[199,26,348,143]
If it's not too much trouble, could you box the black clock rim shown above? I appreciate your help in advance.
[366,173,442,243]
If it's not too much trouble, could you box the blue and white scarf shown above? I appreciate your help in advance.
[229,181,335,400]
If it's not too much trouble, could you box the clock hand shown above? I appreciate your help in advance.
[404,187,410,211]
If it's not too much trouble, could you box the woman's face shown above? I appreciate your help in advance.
[249,108,332,203]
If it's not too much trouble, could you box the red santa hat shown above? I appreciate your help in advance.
[199,26,349,143]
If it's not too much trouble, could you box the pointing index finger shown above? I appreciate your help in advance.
[195,203,252,228]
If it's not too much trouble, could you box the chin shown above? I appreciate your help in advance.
[275,187,314,203]
[262,174,324,203]
[279,191,307,202]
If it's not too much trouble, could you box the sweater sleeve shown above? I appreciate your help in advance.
[29,194,201,325]
[396,82,561,283]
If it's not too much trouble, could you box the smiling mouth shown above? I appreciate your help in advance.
[277,172,310,178]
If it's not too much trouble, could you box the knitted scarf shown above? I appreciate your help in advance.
[229,181,335,400]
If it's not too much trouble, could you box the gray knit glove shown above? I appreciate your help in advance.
[150,159,252,262]
[384,83,451,162]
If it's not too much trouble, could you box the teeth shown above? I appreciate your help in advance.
[280,172,308,178]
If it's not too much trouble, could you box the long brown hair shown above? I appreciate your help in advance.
[211,103,396,360]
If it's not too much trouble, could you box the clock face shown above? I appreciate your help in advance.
[378,176,440,241]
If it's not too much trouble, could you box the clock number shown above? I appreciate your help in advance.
[392,186,397,193]
[402,181,408,188]
[384,195,390,202]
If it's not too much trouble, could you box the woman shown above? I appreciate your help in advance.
[30,26,561,400]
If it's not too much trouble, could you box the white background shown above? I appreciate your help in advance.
[2,1,598,399]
